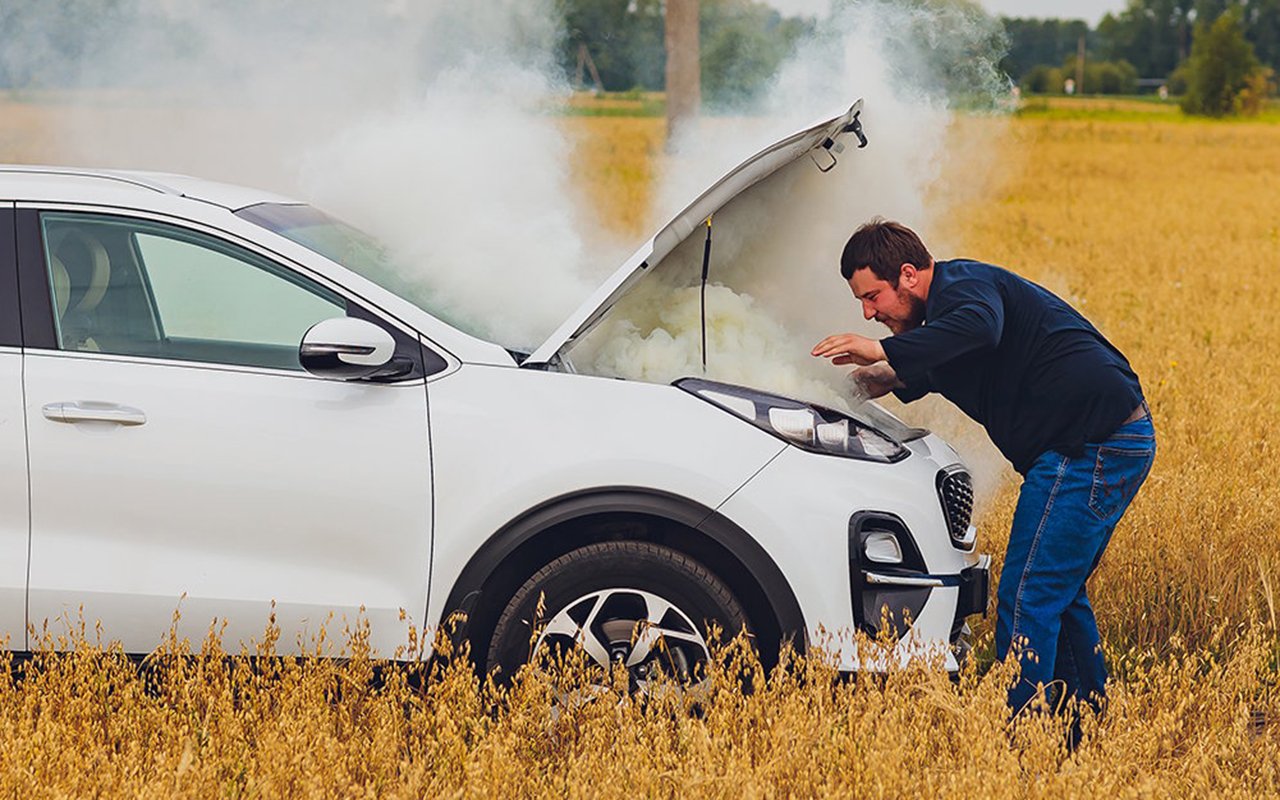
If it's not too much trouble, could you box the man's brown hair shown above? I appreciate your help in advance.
[839,218,933,284]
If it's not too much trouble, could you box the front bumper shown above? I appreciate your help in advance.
[714,437,991,672]
[956,558,991,619]
[851,509,991,651]
[858,557,990,619]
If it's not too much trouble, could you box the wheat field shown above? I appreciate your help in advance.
[3,101,1280,796]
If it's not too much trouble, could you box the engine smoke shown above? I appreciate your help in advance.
[1,0,1014,494]
[1,0,597,348]
[580,1,1014,497]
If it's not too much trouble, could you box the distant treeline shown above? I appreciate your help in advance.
[0,0,813,107]
[559,0,1007,104]
[3,0,1277,104]
[558,0,812,106]
[563,0,1280,100]
[1002,0,1280,91]
[568,0,1280,100]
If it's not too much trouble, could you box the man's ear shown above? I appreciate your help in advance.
[899,262,919,288]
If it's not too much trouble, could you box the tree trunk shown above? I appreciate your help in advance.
[665,0,701,150]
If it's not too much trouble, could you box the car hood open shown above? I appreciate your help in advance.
[523,100,866,368]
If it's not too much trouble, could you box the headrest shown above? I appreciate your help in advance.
[49,229,111,315]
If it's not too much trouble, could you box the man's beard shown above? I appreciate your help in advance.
[882,289,926,334]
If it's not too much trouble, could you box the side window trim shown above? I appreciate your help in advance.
[125,226,168,342]
[0,206,20,348]
[18,207,431,381]
[14,209,57,350]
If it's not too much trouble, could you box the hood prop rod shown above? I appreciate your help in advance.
[700,215,713,373]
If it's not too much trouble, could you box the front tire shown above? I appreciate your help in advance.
[486,541,749,686]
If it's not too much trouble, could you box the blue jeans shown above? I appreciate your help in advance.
[996,415,1156,715]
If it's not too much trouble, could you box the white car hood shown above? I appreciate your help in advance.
[524,100,865,367]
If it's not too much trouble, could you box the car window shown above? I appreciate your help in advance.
[40,213,346,371]
[235,203,477,339]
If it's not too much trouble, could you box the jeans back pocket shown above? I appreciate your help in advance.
[1088,444,1155,521]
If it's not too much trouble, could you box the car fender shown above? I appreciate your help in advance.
[435,487,806,662]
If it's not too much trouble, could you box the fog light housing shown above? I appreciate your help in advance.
[862,530,903,564]
[849,512,930,642]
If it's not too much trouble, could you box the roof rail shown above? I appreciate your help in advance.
[0,165,179,195]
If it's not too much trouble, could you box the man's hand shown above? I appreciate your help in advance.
[848,362,905,400]
[811,333,887,366]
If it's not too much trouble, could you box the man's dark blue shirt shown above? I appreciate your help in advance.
[880,259,1144,475]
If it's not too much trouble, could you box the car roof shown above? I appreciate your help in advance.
[0,164,300,211]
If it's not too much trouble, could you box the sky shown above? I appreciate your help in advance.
[765,0,1129,26]
[976,0,1127,23]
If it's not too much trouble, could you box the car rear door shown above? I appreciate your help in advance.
[0,204,29,649]
[16,207,435,656]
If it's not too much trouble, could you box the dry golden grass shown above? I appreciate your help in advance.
[562,115,666,239]
[3,101,1280,795]
[3,621,1277,797]
[943,116,1280,662]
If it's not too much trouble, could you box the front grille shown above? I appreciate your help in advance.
[936,468,974,548]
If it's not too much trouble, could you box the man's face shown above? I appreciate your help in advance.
[849,266,926,335]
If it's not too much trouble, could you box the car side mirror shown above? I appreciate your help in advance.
[300,317,397,380]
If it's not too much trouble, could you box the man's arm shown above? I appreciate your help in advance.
[880,279,1004,385]
[811,333,885,366]
[892,373,933,403]
[850,362,933,402]
[846,363,934,405]
[848,362,903,399]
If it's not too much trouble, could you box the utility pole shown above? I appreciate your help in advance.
[665,0,700,150]
[1076,34,1086,96]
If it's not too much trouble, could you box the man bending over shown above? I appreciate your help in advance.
[812,218,1155,720]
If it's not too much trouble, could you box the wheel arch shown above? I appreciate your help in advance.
[437,488,807,667]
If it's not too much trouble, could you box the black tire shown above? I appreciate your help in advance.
[486,540,749,682]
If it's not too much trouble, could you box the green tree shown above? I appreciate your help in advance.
[1000,18,1091,81]
[557,0,810,100]
[700,0,811,107]
[1089,0,1280,79]
[1021,64,1066,93]
[558,0,664,91]
[1096,0,1194,78]
[1058,56,1140,93]
[1242,0,1280,67]
[830,0,1007,103]
[1181,8,1265,115]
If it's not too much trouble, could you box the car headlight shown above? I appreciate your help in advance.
[676,378,908,463]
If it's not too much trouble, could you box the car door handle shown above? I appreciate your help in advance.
[42,401,147,426]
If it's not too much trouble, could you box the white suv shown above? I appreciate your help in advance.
[0,103,987,677]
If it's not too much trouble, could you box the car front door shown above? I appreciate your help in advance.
[0,205,29,649]
[17,208,434,655]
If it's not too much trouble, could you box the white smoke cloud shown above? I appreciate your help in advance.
[577,2,1002,370]
[1,0,1013,492]
[578,1,1013,496]
[3,0,594,347]
[297,60,594,347]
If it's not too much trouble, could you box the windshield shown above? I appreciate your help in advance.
[236,202,477,334]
